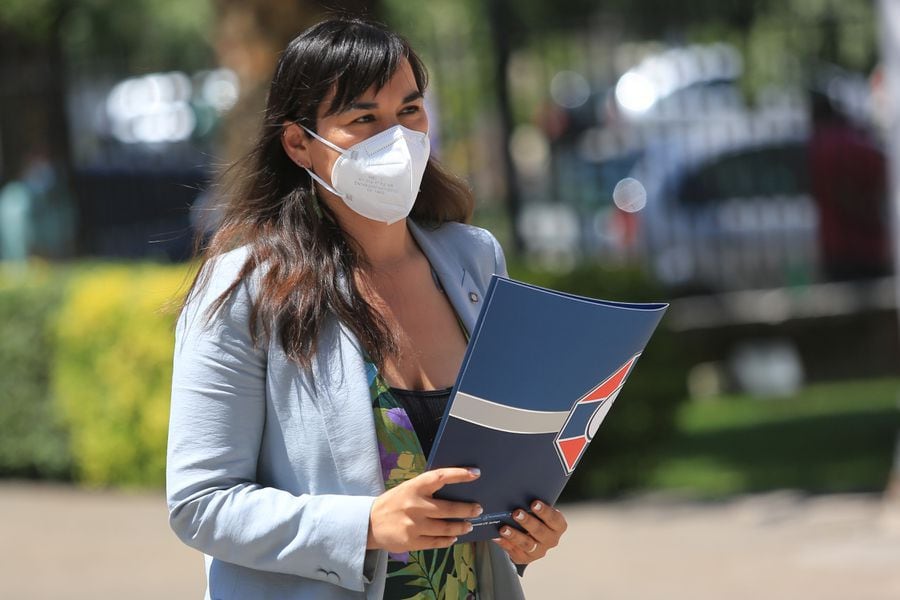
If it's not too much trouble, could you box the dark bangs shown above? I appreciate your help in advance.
[315,20,428,118]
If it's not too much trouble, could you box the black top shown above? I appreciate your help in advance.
[388,386,452,459]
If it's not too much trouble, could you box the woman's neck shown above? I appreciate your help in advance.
[317,187,419,270]
[340,215,417,271]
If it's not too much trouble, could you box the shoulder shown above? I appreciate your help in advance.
[181,245,261,328]
[204,245,254,284]
[426,220,497,245]
[413,220,506,275]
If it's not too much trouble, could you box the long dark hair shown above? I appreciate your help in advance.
[189,18,474,368]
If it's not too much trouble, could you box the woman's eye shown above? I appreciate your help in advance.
[400,105,421,115]
[354,114,375,124]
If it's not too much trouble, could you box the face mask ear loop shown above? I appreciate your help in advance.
[299,124,347,155]
[304,167,344,199]
[293,123,346,198]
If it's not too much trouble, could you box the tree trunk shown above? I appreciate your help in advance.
[486,0,524,255]
[212,0,381,165]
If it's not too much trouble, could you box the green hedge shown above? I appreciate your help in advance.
[53,264,188,486]
[507,262,689,498]
[1,262,190,487]
[2,259,686,495]
[0,264,71,479]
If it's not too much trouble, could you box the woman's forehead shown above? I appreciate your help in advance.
[318,59,418,118]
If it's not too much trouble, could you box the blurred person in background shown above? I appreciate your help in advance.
[0,172,32,262]
[167,17,567,600]
[0,149,73,262]
[808,89,892,281]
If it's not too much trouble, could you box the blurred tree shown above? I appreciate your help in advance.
[0,0,382,242]
[0,3,71,187]
[1,0,876,251]
[0,0,384,160]
[486,0,524,253]
[0,0,214,71]
[384,0,877,252]
[619,0,878,100]
[506,0,871,54]
[212,0,381,164]
[0,0,215,198]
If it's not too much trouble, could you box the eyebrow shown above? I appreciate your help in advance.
[348,90,423,111]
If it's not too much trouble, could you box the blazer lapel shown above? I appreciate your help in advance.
[408,220,486,334]
[313,318,386,496]
[313,220,490,497]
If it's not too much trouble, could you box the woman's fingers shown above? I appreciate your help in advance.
[530,500,568,534]
[420,516,474,538]
[368,467,482,552]
[407,516,476,551]
[498,523,542,555]
[417,535,459,550]
[492,535,532,564]
[415,467,480,494]
[422,496,483,520]
[509,501,567,545]
[509,508,554,545]
[493,500,569,564]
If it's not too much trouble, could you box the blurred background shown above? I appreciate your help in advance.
[1,0,900,598]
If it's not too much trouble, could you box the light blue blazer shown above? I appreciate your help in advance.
[167,220,526,600]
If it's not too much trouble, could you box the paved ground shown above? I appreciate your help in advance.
[1,482,899,599]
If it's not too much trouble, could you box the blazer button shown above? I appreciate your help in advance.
[469,292,479,303]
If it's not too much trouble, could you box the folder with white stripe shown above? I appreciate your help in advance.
[426,275,668,542]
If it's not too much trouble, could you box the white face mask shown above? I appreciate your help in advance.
[301,124,430,225]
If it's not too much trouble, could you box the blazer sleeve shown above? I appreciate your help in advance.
[166,253,376,592]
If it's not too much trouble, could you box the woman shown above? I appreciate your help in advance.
[167,17,567,599]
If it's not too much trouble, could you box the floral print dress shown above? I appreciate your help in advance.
[368,361,478,600]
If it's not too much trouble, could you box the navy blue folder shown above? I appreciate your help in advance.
[426,276,668,542]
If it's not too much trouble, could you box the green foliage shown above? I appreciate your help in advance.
[646,378,900,498]
[0,264,71,479]
[61,0,214,71]
[0,0,214,72]
[507,262,689,498]
[0,0,60,40]
[53,264,189,486]
[4,256,896,505]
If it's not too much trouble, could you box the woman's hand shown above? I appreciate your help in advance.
[492,500,568,565]
[367,467,483,553]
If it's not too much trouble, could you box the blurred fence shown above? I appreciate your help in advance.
[0,50,228,261]
[0,4,890,293]
[408,7,889,295]
[389,3,899,388]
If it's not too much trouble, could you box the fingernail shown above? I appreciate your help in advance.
[533,502,543,512]
[451,537,458,544]
[467,468,481,477]
[501,527,511,537]
[474,505,483,516]
[514,511,525,521]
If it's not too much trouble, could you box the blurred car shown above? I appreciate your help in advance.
[625,122,820,293]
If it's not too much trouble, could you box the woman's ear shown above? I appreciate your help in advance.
[281,121,311,169]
